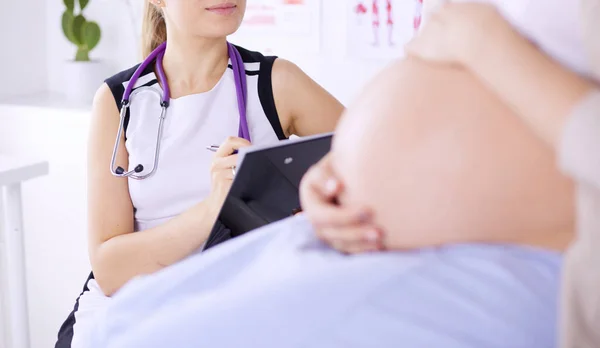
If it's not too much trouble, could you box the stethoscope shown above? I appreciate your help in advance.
[110,41,251,180]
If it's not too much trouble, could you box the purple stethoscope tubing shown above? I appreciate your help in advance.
[110,41,250,180]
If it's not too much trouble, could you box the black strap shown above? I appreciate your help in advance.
[258,56,287,141]
[54,272,95,348]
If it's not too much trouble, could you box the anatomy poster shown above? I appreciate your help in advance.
[229,0,322,54]
[347,0,420,60]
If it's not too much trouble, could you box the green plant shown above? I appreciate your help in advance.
[62,0,101,61]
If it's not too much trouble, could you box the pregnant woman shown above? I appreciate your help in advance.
[87,1,598,347]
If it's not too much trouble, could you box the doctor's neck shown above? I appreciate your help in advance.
[160,35,230,98]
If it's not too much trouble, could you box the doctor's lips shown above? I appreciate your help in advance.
[205,2,237,15]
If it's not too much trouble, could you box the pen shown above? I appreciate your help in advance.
[206,145,238,155]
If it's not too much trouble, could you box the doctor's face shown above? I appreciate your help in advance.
[160,0,247,38]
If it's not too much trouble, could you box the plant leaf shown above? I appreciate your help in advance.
[82,21,101,52]
[64,0,75,12]
[61,11,78,44]
[72,15,86,46]
[79,0,90,11]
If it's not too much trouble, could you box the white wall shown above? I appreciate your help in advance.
[46,0,143,95]
[0,104,91,348]
[1,1,411,347]
[7,0,404,102]
[0,0,47,97]
[275,1,393,104]
[43,0,394,104]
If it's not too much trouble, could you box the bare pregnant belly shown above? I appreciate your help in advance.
[333,57,574,249]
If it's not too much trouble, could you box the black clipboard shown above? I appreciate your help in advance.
[203,132,333,251]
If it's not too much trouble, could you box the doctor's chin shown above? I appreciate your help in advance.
[2,1,599,348]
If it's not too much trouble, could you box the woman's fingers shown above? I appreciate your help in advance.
[307,200,369,228]
[301,167,369,227]
[329,238,383,255]
[301,154,339,196]
[343,243,382,254]
[318,225,383,245]
[299,153,385,255]
[310,166,340,198]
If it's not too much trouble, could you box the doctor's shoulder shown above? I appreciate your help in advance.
[219,44,343,137]
[99,63,152,113]
[89,63,154,140]
[90,63,146,118]
[233,44,343,137]
[88,64,144,154]
[267,53,345,137]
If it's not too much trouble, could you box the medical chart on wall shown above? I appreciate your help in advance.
[229,0,322,55]
[347,0,421,60]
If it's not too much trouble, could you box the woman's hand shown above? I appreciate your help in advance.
[405,2,516,67]
[299,154,384,254]
[207,136,251,208]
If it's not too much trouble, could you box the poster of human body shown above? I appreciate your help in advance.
[229,0,321,55]
[348,0,421,60]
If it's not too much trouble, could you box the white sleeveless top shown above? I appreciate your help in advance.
[105,46,286,232]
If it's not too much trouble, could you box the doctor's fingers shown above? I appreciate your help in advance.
[215,136,252,157]
[211,167,235,181]
[210,155,239,172]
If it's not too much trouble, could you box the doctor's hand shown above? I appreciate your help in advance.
[299,154,385,254]
[405,2,516,67]
[207,136,251,208]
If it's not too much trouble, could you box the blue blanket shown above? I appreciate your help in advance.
[88,215,562,348]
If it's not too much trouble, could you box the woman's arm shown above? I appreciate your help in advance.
[271,59,345,136]
[452,40,600,191]
[87,84,243,296]
[466,23,594,149]
[405,2,595,149]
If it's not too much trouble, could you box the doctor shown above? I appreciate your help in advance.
[55,1,343,347]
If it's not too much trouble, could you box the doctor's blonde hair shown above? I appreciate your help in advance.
[142,2,167,58]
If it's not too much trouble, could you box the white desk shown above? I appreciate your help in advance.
[0,156,49,348]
